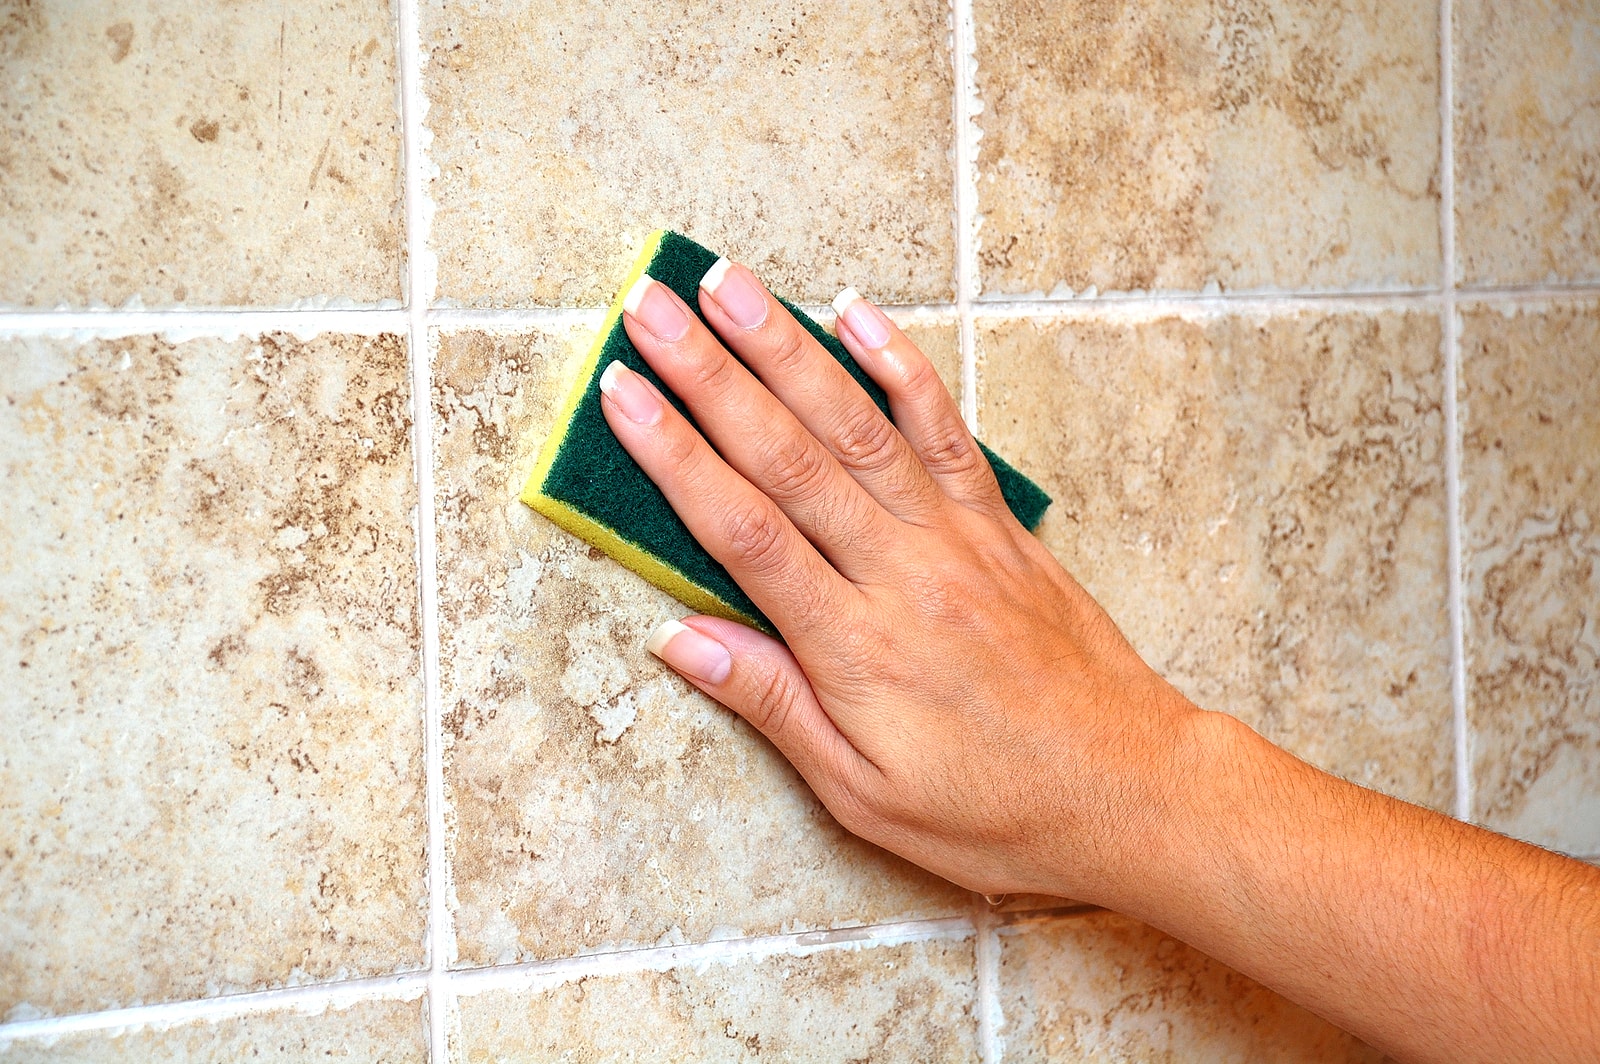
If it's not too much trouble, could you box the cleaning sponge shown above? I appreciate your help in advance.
[521,230,1050,631]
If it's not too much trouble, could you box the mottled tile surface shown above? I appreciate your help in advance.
[978,311,1453,807]
[422,0,956,308]
[1461,302,1600,854]
[454,938,979,1062]
[0,1,402,307]
[0,334,425,1017]
[433,328,968,967]
[1455,2,1600,285]
[972,0,1439,295]
[998,913,1383,1061]
[0,998,426,1063]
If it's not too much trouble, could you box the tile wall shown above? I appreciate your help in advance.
[2,0,1595,1059]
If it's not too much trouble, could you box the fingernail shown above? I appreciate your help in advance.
[831,287,891,348]
[599,360,662,425]
[700,257,769,329]
[646,619,733,684]
[623,274,691,342]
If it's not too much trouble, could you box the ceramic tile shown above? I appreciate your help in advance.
[972,0,1439,295]
[0,334,425,1018]
[1460,302,1600,854]
[454,937,979,1062]
[998,912,1383,1061]
[0,999,425,1063]
[0,0,402,308]
[422,0,956,308]
[432,328,969,967]
[977,311,1452,808]
[1455,2,1600,285]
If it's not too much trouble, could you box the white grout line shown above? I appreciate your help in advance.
[971,897,1003,1064]
[951,0,982,435]
[0,973,429,1046]
[1439,0,1472,824]
[0,308,408,339]
[394,0,452,1060]
[1455,282,1600,304]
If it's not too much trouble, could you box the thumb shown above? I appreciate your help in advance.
[645,615,871,794]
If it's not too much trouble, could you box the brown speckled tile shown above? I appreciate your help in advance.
[972,0,1439,295]
[1461,301,1600,854]
[998,913,1383,1061]
[454,937,979,1062]
[0,1,402,308]
[432,327,969,967]
[978,311,1452,808]
[0,334,425,1018]
[0,998,426,1063]
[1455,3,1600,285]
[422,0,956,308]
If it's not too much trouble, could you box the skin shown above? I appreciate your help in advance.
[597,259,1600,1064]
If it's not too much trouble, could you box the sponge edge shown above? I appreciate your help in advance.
[521,229,1051,634]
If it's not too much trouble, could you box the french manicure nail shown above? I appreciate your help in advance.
[623,274,691,342]
[599,360,662,425]
[646,619,733,684]
[831,286,892,349]
[700,257,769,329]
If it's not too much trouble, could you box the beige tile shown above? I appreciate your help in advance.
[455,937,979,1062]
[0,1,402,308]
[0,334,425,1017]
[1460,302,1600,854]
[0,998,426,1063]
[422,0,956,308]
[432,327,970,967]
[998,912,1383,1061]
[1455,2,1600,285]
[978,311,1452,808]
[972,0,1439,295]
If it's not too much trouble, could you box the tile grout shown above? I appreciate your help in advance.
[393,0,453,1060]
[1439,0,1473,824]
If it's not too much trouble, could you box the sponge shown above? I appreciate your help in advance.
[521,230,1050,632]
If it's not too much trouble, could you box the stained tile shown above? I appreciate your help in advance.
[1455,2,1600,285]
[1460,301,1600,854]
[998,913,1382,1061]
[422,0,956,308]
[0,998,425,1063]
[454,937,979,1062]
[0,1,402,308]
[972,0,1439,295]
[0,334,425,1017]
[433,327,969,967]
[978,311,1452,808]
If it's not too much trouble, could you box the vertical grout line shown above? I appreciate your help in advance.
[972,897,1004,1063]
[1439,0,1471,824]
[951,0,982,436]
[396,0,452,1058]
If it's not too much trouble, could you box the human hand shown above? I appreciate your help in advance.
[598,258,1202,904]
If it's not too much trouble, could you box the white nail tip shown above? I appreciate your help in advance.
[599,360,625,396]
[831,286,864,319]
[700,257,734,294]
[622,274,653,317]
[645,618,691,659]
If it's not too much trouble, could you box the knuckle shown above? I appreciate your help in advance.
[720,502,789,574]
[747,666,798,737]
[759,437,832,504]
[764,321,810,373]
[831,406,901,475]
[900,355,948,399]
[686,347,740,396]
[920,423,982,476]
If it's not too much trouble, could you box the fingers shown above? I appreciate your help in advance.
[598,359,855,633]
[620,275,896,580]
[830,288,1010,519]
[646,615,882,810]
[695,259,948,525]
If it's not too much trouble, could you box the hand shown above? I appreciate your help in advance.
[598,258,1199,903]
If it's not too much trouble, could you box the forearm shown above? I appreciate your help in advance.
[1093,709,1600,1064]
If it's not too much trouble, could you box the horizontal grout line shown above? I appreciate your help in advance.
[0,308,408,337]
[0,916,977,1044]
[0,972,428,1045]
[993,904,1105,931]
[446,915,977,997]
[1454,281,1600,303]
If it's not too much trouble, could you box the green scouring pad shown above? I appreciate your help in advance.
[521,229,1050,632]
